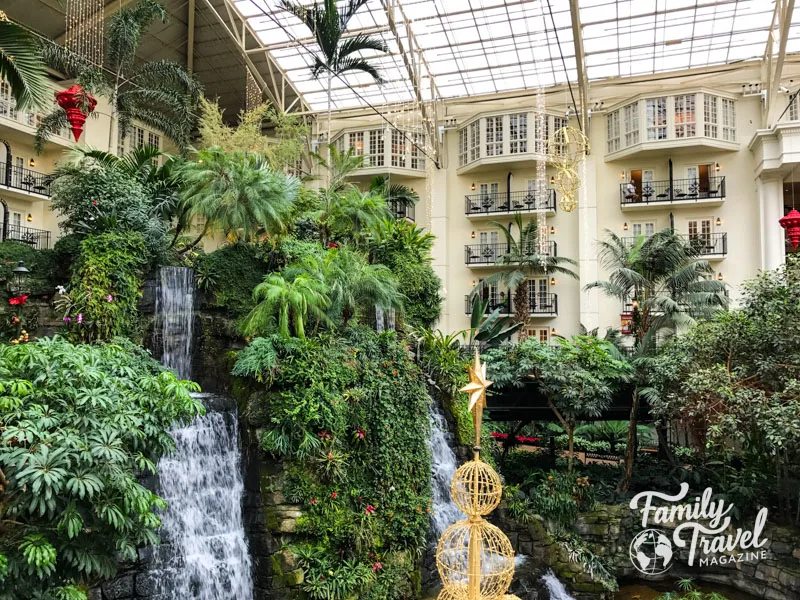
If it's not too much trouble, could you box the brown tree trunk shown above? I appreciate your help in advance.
[567,424,575,473]
[514,283,528,341]
[618,387,640,492]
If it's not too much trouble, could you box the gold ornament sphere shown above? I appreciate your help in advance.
[436,519,515,600]
[451,459,503,516]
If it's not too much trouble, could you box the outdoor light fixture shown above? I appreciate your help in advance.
[619,172,625,179]
[472,280,477,287]
[717,273,724,281]
[715,217,722,227]
[549,176,555,185]
[28,158,35,168]
[26,213,32,222]
[550,277,556,286]
[471,231,476,239]
[715,162,720,172]
[470,182,476,191]
[12,261,29,295]
[549,226,555,235]
[623,222,629,231]
[550,328,557,335]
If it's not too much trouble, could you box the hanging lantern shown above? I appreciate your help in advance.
[56,85,97,142]
[780,209,800,249]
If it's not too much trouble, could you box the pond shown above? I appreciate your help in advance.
[616,581,759,600]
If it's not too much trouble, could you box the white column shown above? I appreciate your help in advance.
[757,175,786,271]
[429,164,450,331]
[578,155,599,331]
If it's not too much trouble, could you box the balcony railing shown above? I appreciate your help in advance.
[0,163,53,197]
[465,241,556,265]
[388,200,414,222]
[2,223,51,249]
[465,292,558,316]
[620,176,725,206]
[465,189,556,215]
[621,233,727,257]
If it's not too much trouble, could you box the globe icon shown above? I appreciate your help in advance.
[629,529,674,575]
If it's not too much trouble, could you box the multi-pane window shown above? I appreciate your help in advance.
[410,132,424,170]
[538,329,549,344]
[368,129,384,167]
[646,98,667,140]
[348,131,364,156]
[722,99,736,141]
[622,102,639,146]
[132,126,146,149]
[485,116,503,156]
[632,222,655,238]
[148,131,161,149]
[674,94,696,138]
[469,121,480,162]
[688,219,712,248]
[509,113,527,153]
[790,95,800,122]
[459,128,468,165]
[607,109,620,153]
[391,129,406,167]
[551,116,568,155]
[479,182,499,201]
[704,95,718,137]
[0,81,14,118]
[528,278,549,310]
[334,135,344,154]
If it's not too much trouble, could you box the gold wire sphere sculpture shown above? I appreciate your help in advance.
[548,126,590,213]
[502,595,522,600]
[436,519,515,600]
[451,460,503,516]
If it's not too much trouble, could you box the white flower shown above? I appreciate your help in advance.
[56,285,67,295]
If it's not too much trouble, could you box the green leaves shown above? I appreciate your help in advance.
[0,20,52,111]
[19,535,57,579]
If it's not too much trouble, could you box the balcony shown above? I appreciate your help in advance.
[465,292,558,317]
[465,189,556,217]
[622,233,727,260]
[465,241,557,266]
[0,163,53,198]
[331,127,427,178]
[0,82,70,144]
[2,223,51,249]
[620,176,725,209]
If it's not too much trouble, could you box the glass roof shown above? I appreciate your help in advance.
[231,0,800,112]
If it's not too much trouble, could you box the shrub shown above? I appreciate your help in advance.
[195,243,271,314]
[0,242,58,297]
[0,336,202,599]
[391,261,441,328]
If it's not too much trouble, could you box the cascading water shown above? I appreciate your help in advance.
[427,402,464,537]
[541,570,577,600]
[156,266,194,379]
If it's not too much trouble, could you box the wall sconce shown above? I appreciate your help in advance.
[26,213,32,222]
[715,162,721,172]
[717,272,724,281]
[549,226,555,235]
[619,171,625,179]
[470,182,476,191]
[28,158,36,168]
[623,222,629,231]
[550,328,557,335]
[471,231,476,239]
[499,291,506,299]
[472,280,477,287]
[715,217,722,227]
[550,277,556,286]
[549,176,555,185]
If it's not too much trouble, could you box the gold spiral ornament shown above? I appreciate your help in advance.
[548,126,590,213]
[451,460,503,516]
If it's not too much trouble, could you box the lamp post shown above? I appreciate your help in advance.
[11,261,29,296]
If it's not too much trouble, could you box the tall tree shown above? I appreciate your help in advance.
[475,213,577,337]
[585,228,728,491]
[0,15,50,111]
[36,0,200,153]
[278,0,387,143]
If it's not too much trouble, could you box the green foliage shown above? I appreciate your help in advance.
[0,336,202,599]
[391,260,441,328]
[55,232,148,342]
[0,19,51,111]
[243,272,330,339]
[235,327,431,600]
[195,243,271,314]
[0,243,58,297]
[468,296,522,346]
[557,532,617,592]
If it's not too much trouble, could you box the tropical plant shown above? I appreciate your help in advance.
[0,337,202,599]
[278,0,387,142]
[369,175,419,210]
[312,187,391,247]
[467,295,523,347]
[35,0,201,153]
[584,228,728,492]
[369,218,434,264]
[178,147,300,249]
[474,214,577,337]
[242,272,330,339]
[0,15,51,111]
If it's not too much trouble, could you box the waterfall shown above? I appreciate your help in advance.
[541,570,576,600]
[428,402,465,537]
[150,397,254,599]
[156,266,194,379]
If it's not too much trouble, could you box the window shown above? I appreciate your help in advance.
[509,113,527,154]
[622,102,639,147]
[391,129,406,167]
[334,135,344,154]
[538,329,549,343]
[607,109,620,153]
[348,131,364,156]
[674,94,696,138]
[688,219,712,246]
[368,129,384,167]
[479,182,499,201]
[459,127,468,165]
[469,121,480,162]
[11,212,21,227]
[148,131,161,149]
[410,132,424,169]
[704,95,718,137]
[551,116,568,155]
[632,222,655,237]
[485,116,503,156]
[790,95,800,122]
[528,278,549,311]
[722,99,736,141]
[12,157,22,187]
[646,98,667,140]
[131,126,146,149]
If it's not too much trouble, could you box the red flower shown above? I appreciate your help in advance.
[8,295,27,306]
[328,242,338,248]
[372,562,382,572]
[331,491,338,499]
[490,432,509,440]
[317,431,331,440]
[355,427,366,439]
[365,505,376,515]
[310,498,317,505]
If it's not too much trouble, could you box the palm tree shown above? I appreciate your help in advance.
[311,186,391,247]
[474,213,577,338]
[243,272,330,339]
[178,147,299,250]
[369,217,435,266]
[36,0,200,153]
[0,16,50,111]
[278,0,387,143]
[584,228,728,491]
[369,174,419,218]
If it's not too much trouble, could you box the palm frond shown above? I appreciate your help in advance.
[33,109,69,154]
[107,0,167,71]
[337,34,388,59]
[0,20,51,111]
[332,56,383,82]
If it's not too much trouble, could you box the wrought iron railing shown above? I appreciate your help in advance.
[465,292,558,316]
[464,241,556,265]
[388,200,415,221]
[621,233,727,256]
[0,163,53,196]
[465,189,556,215]
[2,223,51,249]
[620,176,726,206]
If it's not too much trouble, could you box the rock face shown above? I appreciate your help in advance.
[498,503,800,600]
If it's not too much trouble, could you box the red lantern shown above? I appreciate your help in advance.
[780,209,800,249]
[55,85,97,142]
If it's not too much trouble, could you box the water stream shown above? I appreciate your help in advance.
[156,266,195,379]
[427,401,465,537]
[541,570,576,600]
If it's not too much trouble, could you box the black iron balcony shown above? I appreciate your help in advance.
[620,176,725,206]
[0,163,53,197]
[388,200,414,221]
[465,292,558,316]
[3,223,51,249]
[465,189,556,216]
[620,233,727,257]
[465,241,557,266]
